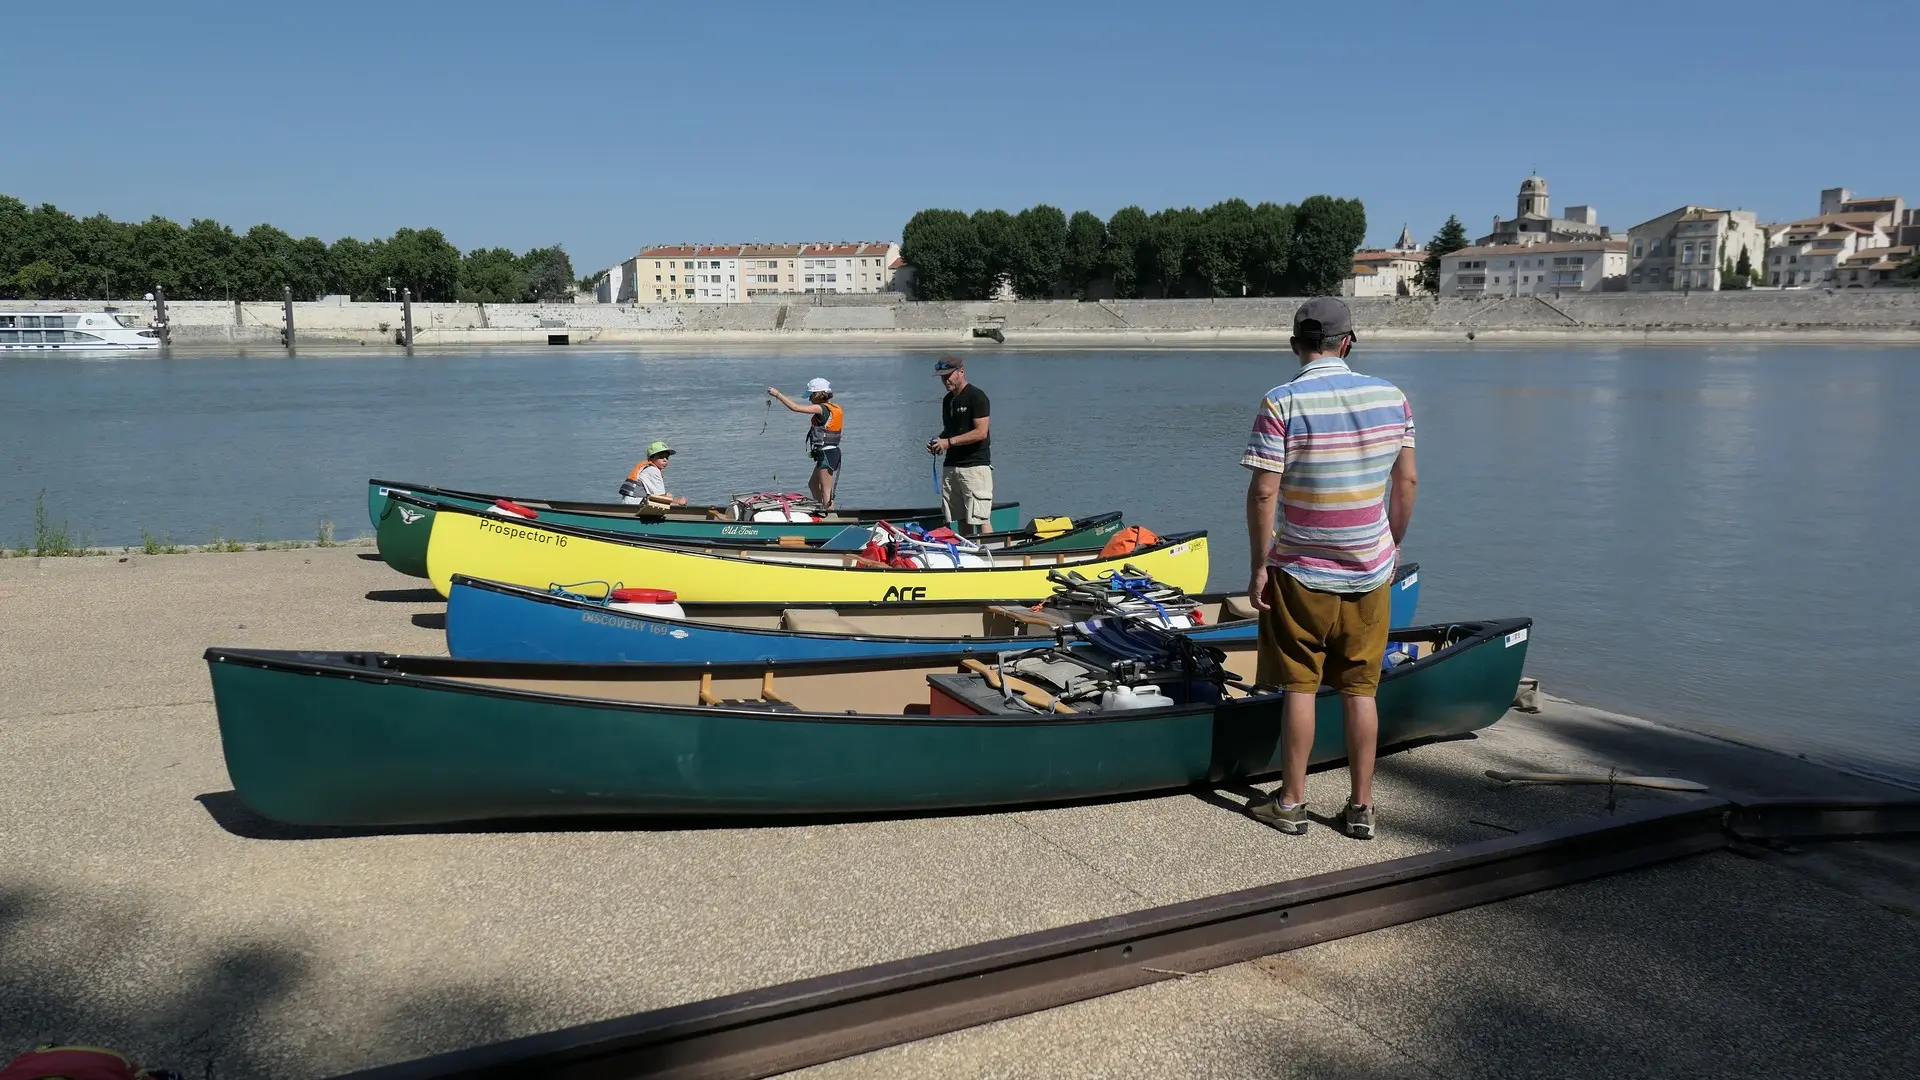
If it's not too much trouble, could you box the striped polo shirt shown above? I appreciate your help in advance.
[1240,357,1415,593]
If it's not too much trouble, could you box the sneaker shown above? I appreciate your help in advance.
[1343,801,1376,840]
[1249,795,1310,835]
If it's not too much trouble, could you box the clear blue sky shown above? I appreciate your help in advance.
[5,0,1910,273]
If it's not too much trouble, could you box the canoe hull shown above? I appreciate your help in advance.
[207,618,1530,826]
[378,490,1117,580]
[443,566,1422,664]
[424,503,1211,603]
[368,478,1020,571]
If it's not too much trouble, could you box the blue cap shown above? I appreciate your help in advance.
[933,356,963,373]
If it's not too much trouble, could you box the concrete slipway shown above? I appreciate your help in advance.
[1,546,1914,1079]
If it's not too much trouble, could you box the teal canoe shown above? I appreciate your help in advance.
[204,617,1531,826]
[374,489,1108,580]
[368,479,1023,578]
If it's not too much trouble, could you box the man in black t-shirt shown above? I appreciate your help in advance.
[927,355,992,535]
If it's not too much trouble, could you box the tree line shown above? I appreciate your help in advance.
[901,196,1367,301]
[0,196,579,303]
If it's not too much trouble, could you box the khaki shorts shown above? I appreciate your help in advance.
[940,465,994,528]
[1256,569,1391,697]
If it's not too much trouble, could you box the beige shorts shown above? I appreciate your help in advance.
[940,465,994,528]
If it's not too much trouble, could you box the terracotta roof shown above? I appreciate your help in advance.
[1446,239,1628,258]
[888,257,906,269]
[1352,251,1421,264]
[1350,265,1379,275]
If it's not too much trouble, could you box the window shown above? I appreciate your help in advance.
[1789,255,1797,264]
[654,261,661,268]
[1682,243,1693,264]
[1522,275,1530,283]
[684,261,693,269]
[1770,272,1780,284]
[1632,271,1643,283]
[1492,276,1501,284]
[1633,241,1644,258]
[1773,254,1781,265]
[1507,260,1515,268]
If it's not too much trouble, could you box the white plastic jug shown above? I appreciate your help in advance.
[1098,684,1175,711]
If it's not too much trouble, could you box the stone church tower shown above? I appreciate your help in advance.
[1518,175,1550,219]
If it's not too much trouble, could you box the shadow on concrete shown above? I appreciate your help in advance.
[191,732,1489,843]
[410,612,446,631]
[356,553,385,561]
[0,883,542,1080]
[363,588,441,604]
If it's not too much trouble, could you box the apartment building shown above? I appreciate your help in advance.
[1344,250,1424,297]
[1438,239,1627,296]
[598,241,901,303]
[1763,188,1907,288]
[1625,206,1765,291]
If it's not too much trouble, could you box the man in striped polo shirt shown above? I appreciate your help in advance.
[1241,297,1418,839]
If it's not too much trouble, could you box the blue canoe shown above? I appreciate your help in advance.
[444,563,1422,664]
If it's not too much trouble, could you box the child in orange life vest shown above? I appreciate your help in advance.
[766,378,844,509]
[618,440,687,507]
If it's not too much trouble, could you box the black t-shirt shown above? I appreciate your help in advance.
[940,383,991,468]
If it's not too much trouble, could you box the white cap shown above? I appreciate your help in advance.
[806,377,832,394]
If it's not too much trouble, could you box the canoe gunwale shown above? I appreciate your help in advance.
[205,614,1529,730]
[369,478,1019,524]
[391,488,1125,552]
[429,498,1209,575]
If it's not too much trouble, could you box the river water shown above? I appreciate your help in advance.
[4,342,1916,784]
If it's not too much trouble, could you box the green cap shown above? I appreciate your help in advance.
[646,440,675,458]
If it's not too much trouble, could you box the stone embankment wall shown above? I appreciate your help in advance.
[10,290,1919,346]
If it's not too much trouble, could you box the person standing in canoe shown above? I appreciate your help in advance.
[1241,297,1418,841]
[618,440,688,507]
[927,356,992,536]
[766,378,844,509]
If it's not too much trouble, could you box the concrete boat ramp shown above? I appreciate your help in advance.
[3,546,1915,1078]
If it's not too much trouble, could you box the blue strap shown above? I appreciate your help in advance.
[548,579,618,606]
[1098,570,1173,625]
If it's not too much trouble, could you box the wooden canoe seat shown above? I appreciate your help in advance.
[698,670,801,712]
[781,608,866,635]
[984,604,1070,637]
[1220,595,1259,622]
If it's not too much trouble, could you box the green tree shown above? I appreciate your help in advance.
[381,227,462,301]
[1008,204,1068,299]
[1419,215,1470,293]
[1245,201,1296,296]
[578,269,609,295]
[1192,199,1255,296]
[1102,206,1150,299]
[326,236,384,299]
[1062,210,1106,298]
[900,208,982,300]
[1282,195,1367,296]
[1897,251,1920,284]
[970,209,1015,298]
[457,247,527,303]
[519,245,575,302]
[1140,208,1198,297]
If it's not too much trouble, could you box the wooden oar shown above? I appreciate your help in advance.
[960,658,1076,714]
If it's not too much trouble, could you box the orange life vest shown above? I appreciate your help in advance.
[1099,525,1163,559]
[808,403,844,451]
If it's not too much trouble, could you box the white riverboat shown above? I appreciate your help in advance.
[0,310,161,350]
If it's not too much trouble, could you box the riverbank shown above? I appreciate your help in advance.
[11,291,1920,348]
[2,545,1915,1078]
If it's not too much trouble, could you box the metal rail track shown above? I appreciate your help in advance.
[333,795,1920,1080]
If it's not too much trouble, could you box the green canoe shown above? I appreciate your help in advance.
[374,489,1108,579]
[368,479,1023,579]
[204,617,1531,826]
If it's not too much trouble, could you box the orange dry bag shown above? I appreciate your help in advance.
[1099,526,1162,559]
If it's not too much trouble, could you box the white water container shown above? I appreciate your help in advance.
[606,587,685,620]
[901,549,991,568]
[751,508,817,523]
[1098,684,1175,711]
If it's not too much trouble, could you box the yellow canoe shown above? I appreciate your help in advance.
[425,504,1210,604]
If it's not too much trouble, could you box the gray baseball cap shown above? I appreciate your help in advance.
[1293,297,1357,340]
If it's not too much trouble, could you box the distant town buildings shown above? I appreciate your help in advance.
[1437,239,1628,296]
[594,241,902,304]
[1477,176,1610,246]
[1625,206,1766,292]
[1344,226,1423,297]
[1762,189,1911,289]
